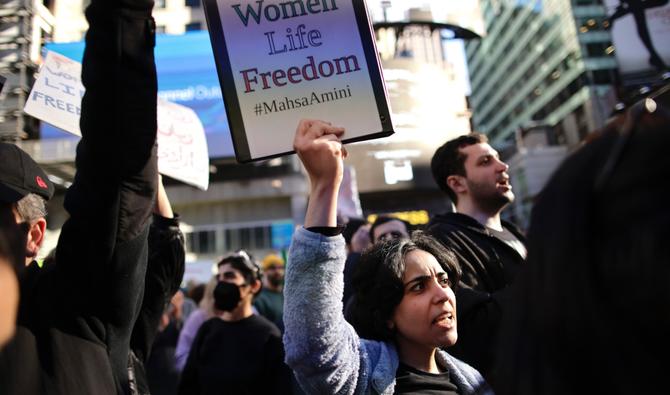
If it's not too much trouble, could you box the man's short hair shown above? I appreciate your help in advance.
[369,216,410,242]
[431,133,488,204]
[217,252,262,286]
[15,193,47,223]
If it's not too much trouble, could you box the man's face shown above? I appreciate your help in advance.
[218,263,256,304]
[264,264,284,288]
[373,220,410,243]
[1,203,29,270]
[459,143,514,212]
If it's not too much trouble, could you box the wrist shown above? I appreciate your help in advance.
[310,181,340,200]
[305,182,340,228]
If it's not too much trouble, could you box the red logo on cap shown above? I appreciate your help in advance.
[36,176,48,189]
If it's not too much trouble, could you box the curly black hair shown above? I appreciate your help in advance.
[348,231,461,342]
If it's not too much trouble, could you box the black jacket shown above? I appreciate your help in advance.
[178,315,292,395]
[427,212,526,379]
[0,1,158,393]
[129,214,185,395]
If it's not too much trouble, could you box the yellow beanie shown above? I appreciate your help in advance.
[261,254,284,270]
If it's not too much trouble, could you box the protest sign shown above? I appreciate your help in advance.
[202,0,393,162]
[24,51,210,190]
[337,165,363,220]
[24,51,84,135]
[157,98,210,190]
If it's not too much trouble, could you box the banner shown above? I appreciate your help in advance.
[604,0,670,75]
[337,165,363,220]
[24,51,84,135]
[202,0,394,162]
[157,98,211,191]
[24,51,210,190]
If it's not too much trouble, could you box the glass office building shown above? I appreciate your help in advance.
[465,0,618,148]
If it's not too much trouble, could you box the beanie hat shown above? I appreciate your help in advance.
[261,254,284,270]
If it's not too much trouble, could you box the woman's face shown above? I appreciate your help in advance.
[390,249,457,353]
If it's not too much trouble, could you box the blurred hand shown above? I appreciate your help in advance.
[170,290,184,322]
[350,224,371,253]
[0,259,18,348]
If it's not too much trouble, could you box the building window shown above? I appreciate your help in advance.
[185,22,202,31]
[187,230,217,254]
[155,25,166,34]
[585,42,609,57]
[156,0,166,8]
[186,0,200,7]
[187,225,273,255]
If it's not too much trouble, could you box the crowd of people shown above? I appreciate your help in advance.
[1,0,669,394]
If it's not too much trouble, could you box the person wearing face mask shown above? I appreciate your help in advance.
[178,253,292,395]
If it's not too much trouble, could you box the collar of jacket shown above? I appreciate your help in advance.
[366,340,398,394]
[431,212,525,241]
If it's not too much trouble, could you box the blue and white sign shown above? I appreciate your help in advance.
[44,32,234,158]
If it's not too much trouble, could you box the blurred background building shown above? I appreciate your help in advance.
[3,0,481,282]
[466,0,617,227]
[0,0,54,141]
[465,0,668,228]
[4,0,668,279]
[467,0,618,148]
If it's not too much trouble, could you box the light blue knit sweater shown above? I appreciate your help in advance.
[283,227,493,395]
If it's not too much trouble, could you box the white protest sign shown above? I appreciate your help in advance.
[24,51,84,135]
[337,165,363,220]
[24,50,210,190]
[202,0,393,162]
[157,98,210,191]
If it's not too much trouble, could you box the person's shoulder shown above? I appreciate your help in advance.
[501,219,526,242]
[254,289,271,302]
[359,339,399,393]
[248,314,281,337]
[18,262,59,314]
[437,349,491,394]
[428,212,476,229]
[427,213,480,241]
[198,316,221,332]
[438,349,478,374]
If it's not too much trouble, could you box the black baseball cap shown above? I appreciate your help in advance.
[0,143,54,203]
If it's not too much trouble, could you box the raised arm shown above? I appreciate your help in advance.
[53,0,158,388]
[130,174,185,364]
[293,119,345,228]
[283,120,370,394]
